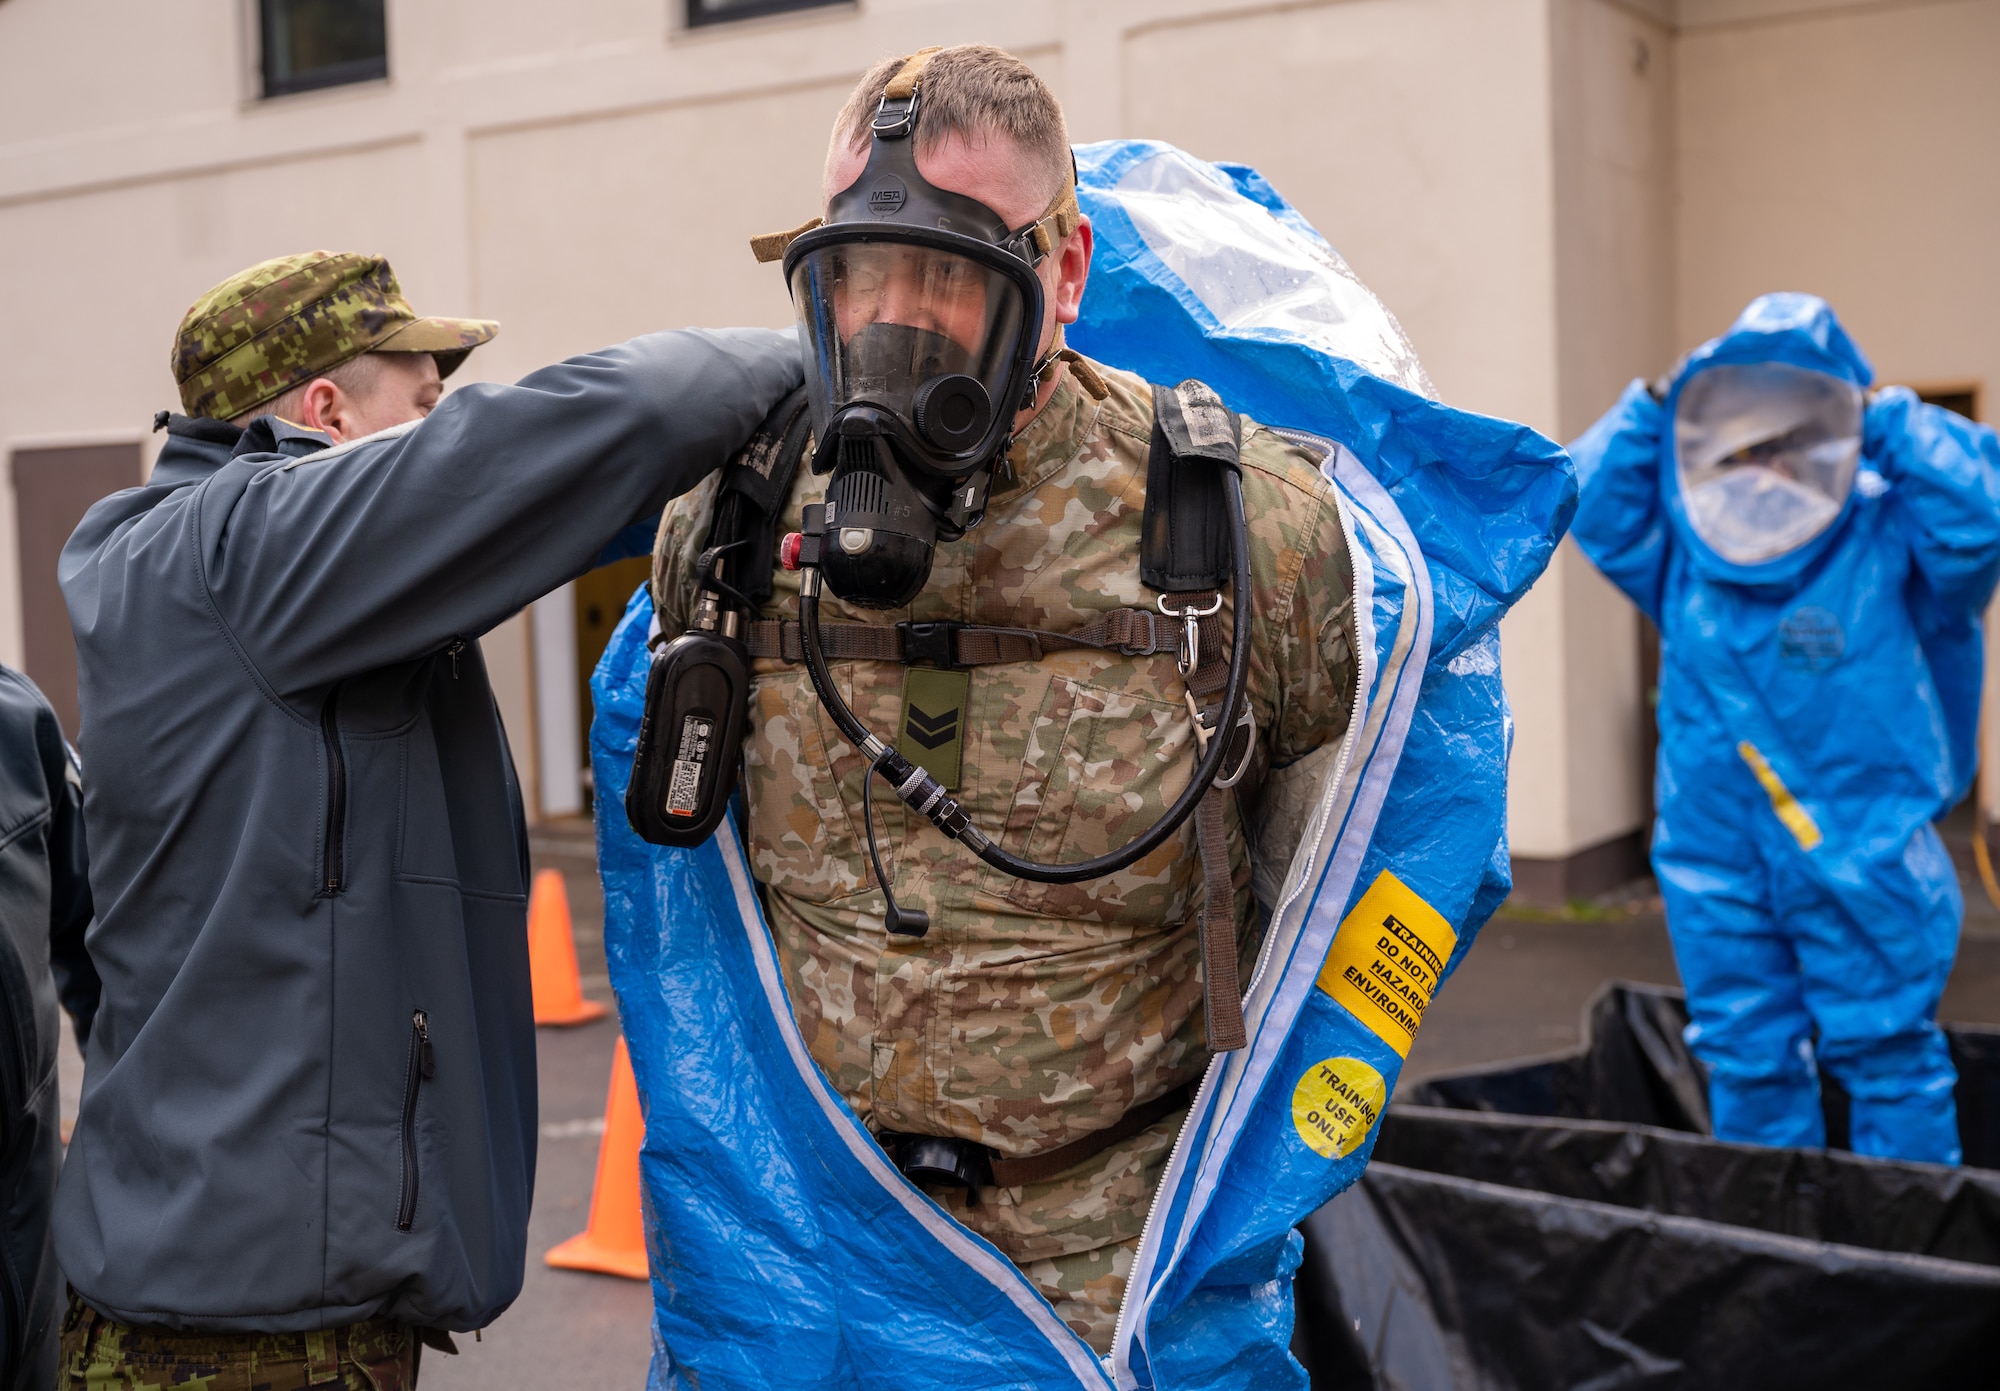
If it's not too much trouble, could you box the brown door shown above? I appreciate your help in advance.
[573,556,653,789]
[11,443,144,738]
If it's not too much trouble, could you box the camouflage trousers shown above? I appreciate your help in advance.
[59,1295,427,1391]
[922,1109,1186,1354]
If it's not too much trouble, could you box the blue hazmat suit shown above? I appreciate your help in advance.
[592,140,1574,1388]
[1570,294,2000,1164]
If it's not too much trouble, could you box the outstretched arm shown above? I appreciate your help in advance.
[201,327,800,695]
[1569,380,1671,625]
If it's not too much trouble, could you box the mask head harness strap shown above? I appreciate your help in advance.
[869,46,941,139]
[751,51,1082,271]
[871,50,1081,267]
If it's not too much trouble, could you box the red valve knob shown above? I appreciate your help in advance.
[779,532,804,571]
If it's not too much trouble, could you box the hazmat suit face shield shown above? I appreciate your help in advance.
[1674,362,1863,567]
[788,237,1035,472]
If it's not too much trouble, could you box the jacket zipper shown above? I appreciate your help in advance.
[397,1009,433,1231]
[0,1233,21,1385]
[446,638,465,678]
[319,685,346,895]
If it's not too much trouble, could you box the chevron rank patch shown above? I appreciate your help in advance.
[896,666,970,790]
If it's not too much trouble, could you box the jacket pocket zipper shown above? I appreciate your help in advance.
[320,685,346,895]
[397,1009,432,1231]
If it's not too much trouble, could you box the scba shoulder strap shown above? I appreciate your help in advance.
[689,385,814,610]
[627,389,813,849]
[1143,379,1243,594]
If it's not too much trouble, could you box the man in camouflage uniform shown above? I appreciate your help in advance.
[57,254,798,1386]
[652,45,1357,1351]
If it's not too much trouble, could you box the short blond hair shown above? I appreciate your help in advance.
[831,45,1071,208]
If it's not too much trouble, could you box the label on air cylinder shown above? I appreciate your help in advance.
[666,715,713,817]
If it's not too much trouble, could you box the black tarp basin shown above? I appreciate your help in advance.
[1292,983,2000,1390]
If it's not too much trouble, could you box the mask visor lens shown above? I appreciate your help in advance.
[1675,361,1863,565]
[791,240,1030,458]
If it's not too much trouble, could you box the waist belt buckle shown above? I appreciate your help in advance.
[882,1132,994,1204]
[1117,609,1164,658]
[898,620,965,669]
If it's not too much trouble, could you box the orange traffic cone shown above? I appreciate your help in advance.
[546,1035,649,1280]
[528,868,608,1027]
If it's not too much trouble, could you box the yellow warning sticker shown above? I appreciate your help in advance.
[1291,1056,1387,1159]
[1315,870,1459,1058]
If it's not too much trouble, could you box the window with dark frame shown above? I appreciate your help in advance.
[260,0,388,98]
[686,0,846,29]
[1915,385,1982,423]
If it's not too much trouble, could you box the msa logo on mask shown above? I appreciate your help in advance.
[1675,362,1863,566]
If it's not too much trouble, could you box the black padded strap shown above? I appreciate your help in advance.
[1141,380,1241,594]
[711,386,812,604]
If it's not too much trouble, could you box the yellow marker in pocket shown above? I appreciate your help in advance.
[1736,741,1823,851]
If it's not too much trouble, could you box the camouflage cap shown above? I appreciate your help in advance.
[173,251,498,421]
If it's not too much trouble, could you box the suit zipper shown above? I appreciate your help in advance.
[320,685,346,895]
[397,1009,433,1231]
[1111,435,1368,1381]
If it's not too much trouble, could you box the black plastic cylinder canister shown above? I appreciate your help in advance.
[626,630,751,847]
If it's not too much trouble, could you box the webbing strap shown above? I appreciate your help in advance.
[1024,185,1082,261]
[678,387,812,611]
[982,1081,1196,1189]
[749,217,823,265]
[1195,789,1246,1051]
[743,606,1222,669]
[883,47,943,101]
[1058,348,1109,401]
[1185,656,1247,1051]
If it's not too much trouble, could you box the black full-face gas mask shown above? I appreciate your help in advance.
[755,53,1080,608]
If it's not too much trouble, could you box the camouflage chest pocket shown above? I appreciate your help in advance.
[987,676,1206,925]
[740,666,877,905]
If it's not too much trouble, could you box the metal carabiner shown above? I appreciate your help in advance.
[1159,592,1224,679]
[1184,691,1258,789]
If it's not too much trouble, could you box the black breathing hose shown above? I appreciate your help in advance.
[797,467,1255,888]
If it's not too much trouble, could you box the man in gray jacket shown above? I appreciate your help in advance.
[54,251,798,1386]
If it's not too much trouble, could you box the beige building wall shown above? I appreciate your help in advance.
[2,0,1992,854]
[1676,0,2000,814]
[1516,0,1680,880]
[0,0,1589,836]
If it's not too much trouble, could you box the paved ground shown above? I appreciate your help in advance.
[54,813,2000,1389]
[1409,875,2000,1085]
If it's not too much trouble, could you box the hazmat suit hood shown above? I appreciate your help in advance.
[1662,293,1876,587]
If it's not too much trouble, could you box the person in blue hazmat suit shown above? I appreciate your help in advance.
[1570,293,2000,1164]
